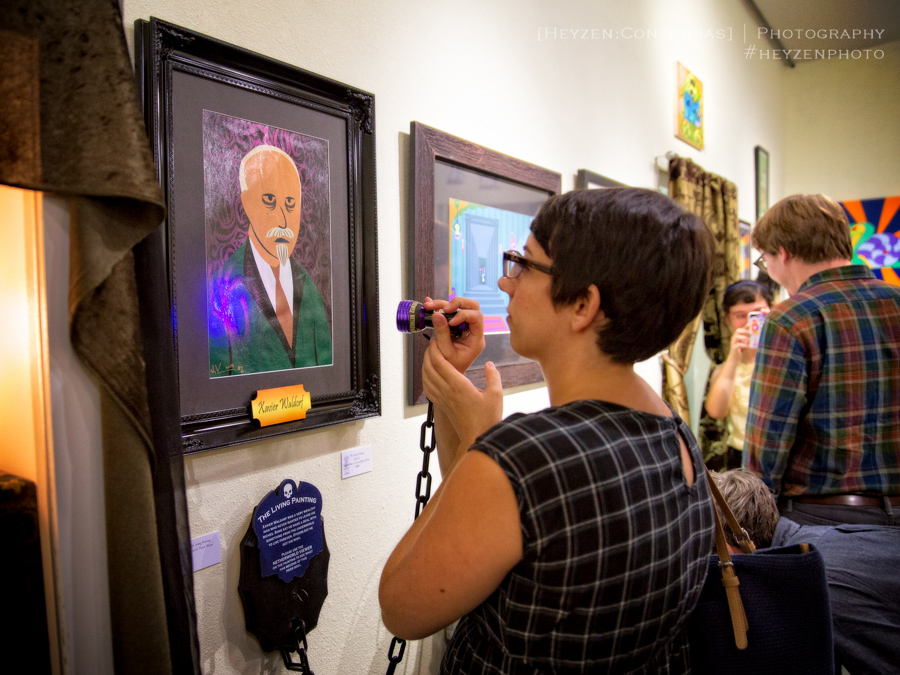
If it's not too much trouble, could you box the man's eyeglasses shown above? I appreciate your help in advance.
[754,254,768,273]
[502,250,555,279]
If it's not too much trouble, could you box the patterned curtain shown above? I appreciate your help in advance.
[1,0,197,672]
[662,157,740,464]
[661,313,703,421]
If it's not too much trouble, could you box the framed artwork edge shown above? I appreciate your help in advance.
[755,145,770,222]
[135,17,381,453]
[407,122,561,406]
[739,219,753,280]
[575,169,626,190]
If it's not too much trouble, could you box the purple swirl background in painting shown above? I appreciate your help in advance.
[202,111,332,328]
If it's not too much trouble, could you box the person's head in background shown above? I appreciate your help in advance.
[722,281,772,334]
[751,194,852,296]
[709,469,779,551]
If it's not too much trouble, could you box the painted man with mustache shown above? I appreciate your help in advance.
[209,144,332,376]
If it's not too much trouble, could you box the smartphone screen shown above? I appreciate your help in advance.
[747,311,767,348]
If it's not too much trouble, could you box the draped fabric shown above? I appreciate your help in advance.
[663,157,740,461]
[0,1,198,672]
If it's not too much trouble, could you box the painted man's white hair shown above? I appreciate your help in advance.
[239,144,297,191]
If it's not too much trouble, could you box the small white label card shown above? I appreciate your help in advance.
[191,531,222,572]
[341,445,373,479]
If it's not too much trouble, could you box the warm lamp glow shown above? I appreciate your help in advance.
[0,184,44,479]
[0,184,61,675]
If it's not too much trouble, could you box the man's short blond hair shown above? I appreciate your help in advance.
[752,194,852,263]
[710,469,779,549]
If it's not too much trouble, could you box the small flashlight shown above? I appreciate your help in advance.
[396,300,468,336]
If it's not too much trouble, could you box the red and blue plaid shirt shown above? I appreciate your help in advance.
[743,265,900,497]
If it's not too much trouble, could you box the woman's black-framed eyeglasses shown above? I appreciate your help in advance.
[754,254,768,273]
[502,250,555,279]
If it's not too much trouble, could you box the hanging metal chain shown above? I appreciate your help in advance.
[384,396,435,674]
[281,619,314,674]
[384,635,407,675]
[415,401,436,517]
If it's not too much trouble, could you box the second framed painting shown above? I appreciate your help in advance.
[407,122,561,405]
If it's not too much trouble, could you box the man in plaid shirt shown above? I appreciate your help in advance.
[743,193,900,526]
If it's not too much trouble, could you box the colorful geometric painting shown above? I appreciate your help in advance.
[448,199,534,334]
[739,220,752,280]
[676,62,703,150]
[840,195,900,286]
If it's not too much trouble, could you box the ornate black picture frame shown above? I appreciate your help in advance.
[408,122,561,405]
[135,18,380,452]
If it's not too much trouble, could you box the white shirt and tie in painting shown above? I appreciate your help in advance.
[249,238,295,343]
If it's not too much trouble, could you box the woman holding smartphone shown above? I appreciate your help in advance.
[704,281,773,470]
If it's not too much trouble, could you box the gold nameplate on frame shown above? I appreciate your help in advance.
[251,384,312,427]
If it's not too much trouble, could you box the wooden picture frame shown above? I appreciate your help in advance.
[755,145,770,222]
[575,169,626,189]
[135,18,380,453]
[407,122,561,405]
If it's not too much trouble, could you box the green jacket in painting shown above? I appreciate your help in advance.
[208,241,332,377]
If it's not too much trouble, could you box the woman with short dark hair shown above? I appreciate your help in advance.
[380,188,716,673]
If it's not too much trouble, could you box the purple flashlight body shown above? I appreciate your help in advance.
[395,300,468,335]
[395,300,419,333]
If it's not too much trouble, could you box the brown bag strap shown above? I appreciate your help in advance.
[706,471,757,555]
[705,471,753,650]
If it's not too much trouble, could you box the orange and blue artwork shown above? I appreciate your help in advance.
[448,199,534,334]
[841,195,900,286]
[739,220,752,279]
[676,62,703,150]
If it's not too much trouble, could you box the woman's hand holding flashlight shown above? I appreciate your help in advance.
[421,296,485,374]
[422,297,502,473]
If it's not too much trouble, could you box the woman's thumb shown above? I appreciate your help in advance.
[484,361,503,392]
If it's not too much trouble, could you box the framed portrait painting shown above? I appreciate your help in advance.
[135,18,380,452]
[408,122,561,405]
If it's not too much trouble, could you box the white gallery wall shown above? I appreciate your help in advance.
[42,0,897,673]
[783,39,900,201]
